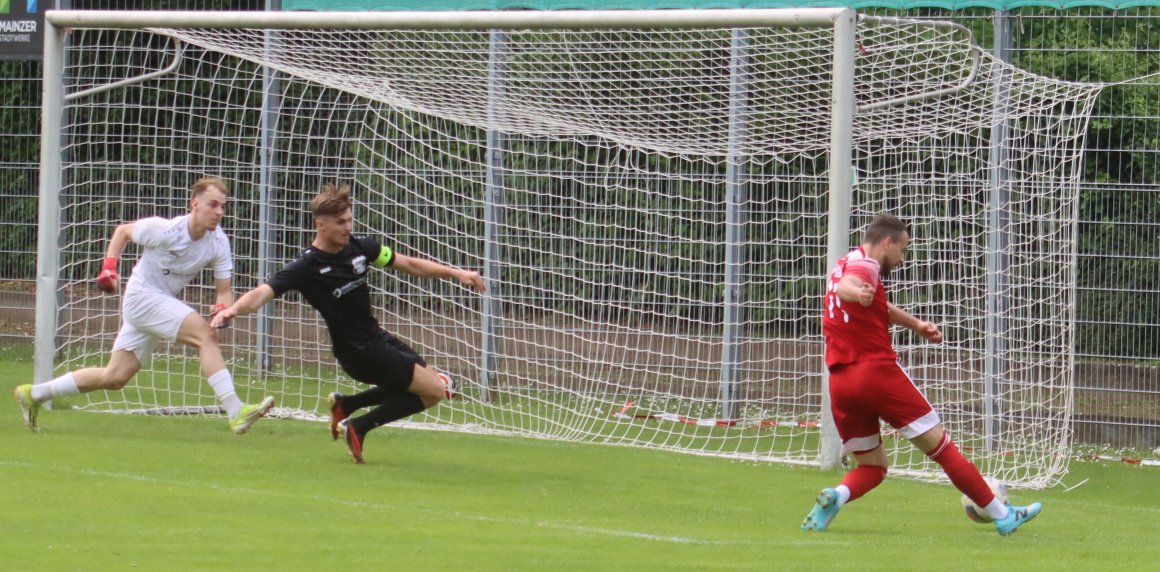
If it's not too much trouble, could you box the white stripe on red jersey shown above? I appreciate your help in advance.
[822,247,897,368]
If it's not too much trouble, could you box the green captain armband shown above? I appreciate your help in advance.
[373,245,394,268]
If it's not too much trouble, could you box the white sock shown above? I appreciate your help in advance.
[985,499,1009,520]
[207,369,243,420]
[835,485,852,507]
[30,372,80,403]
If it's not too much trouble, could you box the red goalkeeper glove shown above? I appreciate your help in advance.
[209,303,230,329]
[95,257,120,293]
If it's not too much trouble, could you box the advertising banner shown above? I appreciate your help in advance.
[1,0,54,61]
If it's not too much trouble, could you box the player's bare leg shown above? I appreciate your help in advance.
[176,311,227,379]
[73,350,144,392]
[14,350,141,431]
[409,364,449,409]
[176,312,273,433]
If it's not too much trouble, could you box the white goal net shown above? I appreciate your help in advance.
[37,9,1102,487]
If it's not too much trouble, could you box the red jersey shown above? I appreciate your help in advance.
[822,247,896,368]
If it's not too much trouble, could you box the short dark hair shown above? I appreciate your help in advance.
[864,214,909,245]
[310,183,352,218]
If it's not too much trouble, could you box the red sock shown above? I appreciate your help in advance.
[840,465,887,503]
[927,432,994,507]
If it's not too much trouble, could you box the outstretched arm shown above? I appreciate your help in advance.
[889,302,942,343]
[391,253,486,292]
[210,284,276,328]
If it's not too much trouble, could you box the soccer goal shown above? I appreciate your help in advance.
[36,9,1102,487]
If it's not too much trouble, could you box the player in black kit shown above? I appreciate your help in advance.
[212,183,485,463]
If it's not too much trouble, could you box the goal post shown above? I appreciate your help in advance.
[36,8,1099,487]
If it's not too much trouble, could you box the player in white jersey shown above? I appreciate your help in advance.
[13,177,274,434]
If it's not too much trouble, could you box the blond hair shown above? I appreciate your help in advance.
[310,182,353,218]
[191,176,228,198]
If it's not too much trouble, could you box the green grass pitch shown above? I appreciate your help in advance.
[2,343,1158,571]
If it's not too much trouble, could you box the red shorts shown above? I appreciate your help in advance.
[828,359,939,455]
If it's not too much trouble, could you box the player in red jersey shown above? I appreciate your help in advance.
[802,214,1041,536]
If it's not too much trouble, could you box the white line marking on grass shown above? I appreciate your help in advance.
[1063,500,1160,514]
[2,460,836,546]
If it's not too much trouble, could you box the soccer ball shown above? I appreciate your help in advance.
[961,476,1008,524]
[438,371,458,400]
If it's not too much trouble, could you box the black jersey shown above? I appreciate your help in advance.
[268,235,394,349]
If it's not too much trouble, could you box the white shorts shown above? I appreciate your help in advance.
[111,290,197,364]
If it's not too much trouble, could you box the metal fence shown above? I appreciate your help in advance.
[930,7,1160,457]
[1,3,1157,455]
[0,1,267,342]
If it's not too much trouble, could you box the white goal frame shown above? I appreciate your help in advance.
[37,7,859,467]
[38,7,1092,489]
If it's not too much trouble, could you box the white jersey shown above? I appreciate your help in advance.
[124,214,233,298]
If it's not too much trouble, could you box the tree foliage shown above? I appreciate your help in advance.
[2,6,1156,362]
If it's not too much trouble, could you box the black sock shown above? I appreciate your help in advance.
[342,386,391,413]
[350,391,426,435]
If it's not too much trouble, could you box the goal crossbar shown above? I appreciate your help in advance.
[46,8,849,30]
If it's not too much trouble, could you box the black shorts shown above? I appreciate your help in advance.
[333,331,427,392]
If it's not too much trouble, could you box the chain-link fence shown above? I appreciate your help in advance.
[0,1,267,341]
[898,7,1160,459]
[1019,8,1159,459]
[2,4,1157,455]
